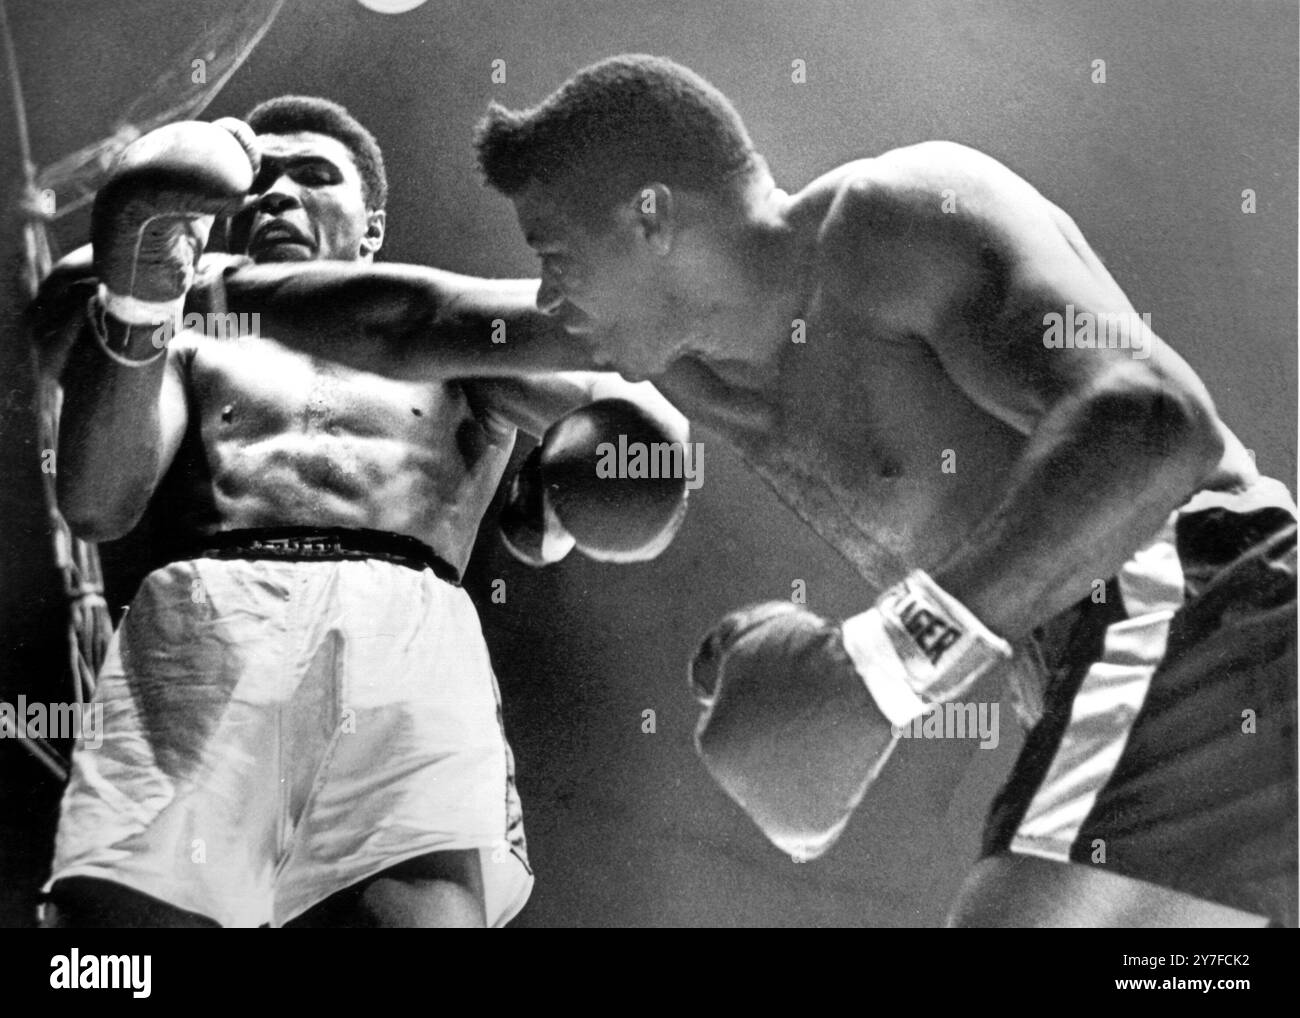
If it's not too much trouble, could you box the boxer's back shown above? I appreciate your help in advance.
[153,329,516,574]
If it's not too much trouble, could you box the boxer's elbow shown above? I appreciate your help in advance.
[57,470,147,543]
[1087,364,1223,491]
[59,499,143,544]
[59,505,139,544]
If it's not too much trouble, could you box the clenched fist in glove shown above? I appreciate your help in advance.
[691,571,1013,859]
[500,398,690,565]
[89,118,259,362]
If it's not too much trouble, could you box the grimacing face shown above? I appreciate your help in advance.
[512,180,678,380]
[231,130,383,264]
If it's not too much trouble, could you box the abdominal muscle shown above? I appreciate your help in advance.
[153,335,516,574]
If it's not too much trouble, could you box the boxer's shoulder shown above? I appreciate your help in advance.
[802,142,1051,254]
[787,147,990,328]
[790,144,1067,331]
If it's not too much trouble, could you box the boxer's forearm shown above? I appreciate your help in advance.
[221,261,596,379]
[931,373,1222,640]
[56,325,180,541]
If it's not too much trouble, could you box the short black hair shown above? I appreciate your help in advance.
[474,55,758,217]
[245,95,388,209]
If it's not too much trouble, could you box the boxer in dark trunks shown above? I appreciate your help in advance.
[468,55,1297,928]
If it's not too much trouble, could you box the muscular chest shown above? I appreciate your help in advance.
[188,335,484,445]
[735,299,1025,584]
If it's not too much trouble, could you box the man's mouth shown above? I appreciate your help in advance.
[556,305,596,337]
[249,222,314,256]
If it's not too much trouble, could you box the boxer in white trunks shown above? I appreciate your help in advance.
[34,95,687,928]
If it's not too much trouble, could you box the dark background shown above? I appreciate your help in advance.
[1,0,1295,927]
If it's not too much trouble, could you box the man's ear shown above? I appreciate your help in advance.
[620,183,674,256]
[360,209,386,259]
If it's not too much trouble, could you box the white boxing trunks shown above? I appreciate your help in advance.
[45,538,532,927]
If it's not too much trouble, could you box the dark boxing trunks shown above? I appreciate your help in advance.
[984,477,1298,926]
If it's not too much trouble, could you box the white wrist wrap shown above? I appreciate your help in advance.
[840,570,1013,728]
[98,283,184,327]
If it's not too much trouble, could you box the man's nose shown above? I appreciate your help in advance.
[536,276,565,314]
[253,182,302,216]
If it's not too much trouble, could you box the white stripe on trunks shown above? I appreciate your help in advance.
[1009,510,1185,862]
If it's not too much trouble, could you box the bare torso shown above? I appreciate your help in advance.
[763,329,1022,586]
[659,146,1256,594]
[155,330,516,575]
[663,291,1028,590]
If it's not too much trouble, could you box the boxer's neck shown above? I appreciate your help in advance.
[667,184,814,385]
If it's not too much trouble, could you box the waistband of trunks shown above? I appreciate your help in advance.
[1029,475,1296,670]
[173,527,461,585]
[1177,475,1297,521]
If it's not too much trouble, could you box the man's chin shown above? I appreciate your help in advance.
[594,352,653,382]
[250,243,315,264]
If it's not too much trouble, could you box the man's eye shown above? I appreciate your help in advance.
[294,166,333,186]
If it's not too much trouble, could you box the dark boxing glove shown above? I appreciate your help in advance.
[499,398,691,565]
[499,445,577,566]
[90,119,258,361]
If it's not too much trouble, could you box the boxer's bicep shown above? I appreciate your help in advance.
[56,329,193,541]
[470,372,685,441]
[832,147,1197,431]
[225,262,595,379]
[850,185,1222,635]
[465,374,594,439]
[430,279,599,376]
[224,261,443,376]
[155,344,191,475]
[928,233,1218,450]
[922,263,1223,635]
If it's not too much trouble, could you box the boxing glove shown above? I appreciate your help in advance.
[540,398,690,562]
[691,571,1012,859]
[89,118,258,360]
[500,398,691,565]
[499,446,578,566]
